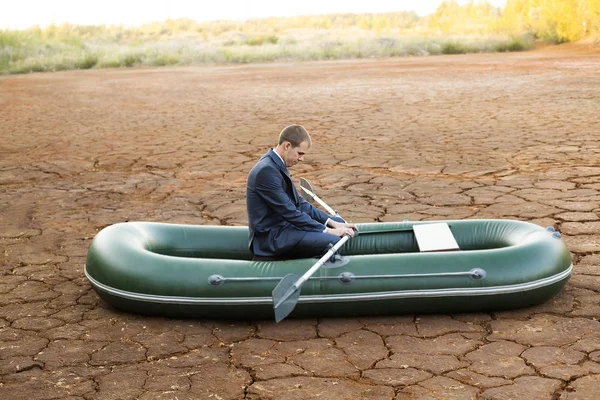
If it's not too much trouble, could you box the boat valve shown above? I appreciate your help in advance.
[338,272,355,284]
[469,268,487,280]
[208,275,225,286]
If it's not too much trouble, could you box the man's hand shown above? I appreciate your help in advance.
[326,220,359,237]
[326,227,357,237]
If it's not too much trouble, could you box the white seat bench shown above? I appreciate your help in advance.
[413,223,460,252]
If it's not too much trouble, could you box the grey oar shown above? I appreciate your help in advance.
[272,234,351,323]
[300,178,345,221]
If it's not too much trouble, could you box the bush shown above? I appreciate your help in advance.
[75,53,98,69]
[120,53,143,67]
[243,35,278,46]
[493,37,530,52]
[441,41,466,54]
[96,58,121,68]
[150,53,180,66]
[9,59,48,74]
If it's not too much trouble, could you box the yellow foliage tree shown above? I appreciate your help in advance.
[428,0,502,35]
[585,0,600,34]
[502,0,599,42]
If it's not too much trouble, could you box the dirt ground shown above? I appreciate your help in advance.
[1,45,600,399]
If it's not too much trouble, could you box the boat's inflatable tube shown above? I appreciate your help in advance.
[84,219,572,319]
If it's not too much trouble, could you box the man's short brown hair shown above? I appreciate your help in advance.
[278,125,312,148]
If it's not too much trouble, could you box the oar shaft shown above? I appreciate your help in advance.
[301,186,336,215]
[295,235,350,287]
[314,194,336,216]
[273,178,353,322]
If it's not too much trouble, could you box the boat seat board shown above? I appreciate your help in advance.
[413,223,460,252]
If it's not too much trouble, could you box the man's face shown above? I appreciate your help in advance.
[282,140,309,168]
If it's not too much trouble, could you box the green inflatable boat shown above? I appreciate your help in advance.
[84,219,572,320]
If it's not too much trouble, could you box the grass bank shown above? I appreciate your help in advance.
[1,27,533,75]
[3,0,600,75]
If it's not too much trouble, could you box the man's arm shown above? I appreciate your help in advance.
[254,168,326,231]
[298,195,358,236]
[297,196,330,224]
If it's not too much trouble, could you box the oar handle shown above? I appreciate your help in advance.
[295,234,351,287]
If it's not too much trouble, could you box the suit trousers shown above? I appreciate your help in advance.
[285,231,342,259]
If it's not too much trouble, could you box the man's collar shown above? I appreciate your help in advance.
[268,148,290,176]
[272,148,285,165]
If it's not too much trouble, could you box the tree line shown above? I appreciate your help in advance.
[2,0,599,44]
[1,0,598,74]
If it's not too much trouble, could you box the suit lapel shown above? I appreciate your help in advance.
[267,149,299,204]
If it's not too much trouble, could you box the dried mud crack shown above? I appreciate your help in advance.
[2,47,600,399]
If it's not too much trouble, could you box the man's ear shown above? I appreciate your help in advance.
[283,141,292,150]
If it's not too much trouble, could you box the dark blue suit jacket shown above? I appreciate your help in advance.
[247,149,330,256]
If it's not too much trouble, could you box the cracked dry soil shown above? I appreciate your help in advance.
[1,45,600,399]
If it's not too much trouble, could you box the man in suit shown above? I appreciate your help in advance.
[247,124,357,259]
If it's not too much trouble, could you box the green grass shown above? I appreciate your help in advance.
[3,3,599,75]
[0,22,535,75]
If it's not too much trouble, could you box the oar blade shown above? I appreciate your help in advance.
[300,178,315,204]
[272,273,302,323]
